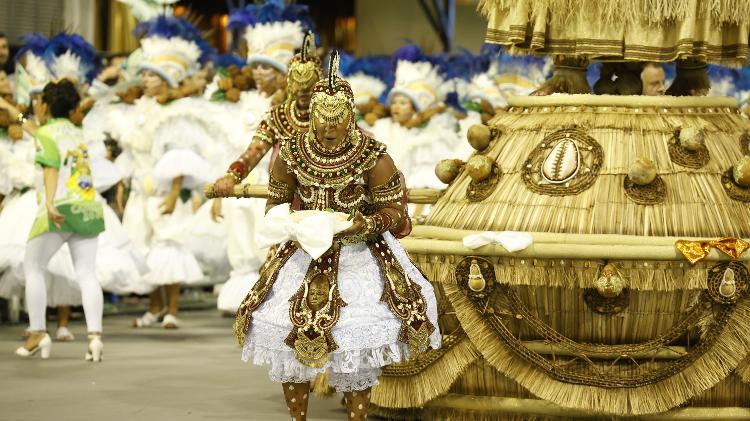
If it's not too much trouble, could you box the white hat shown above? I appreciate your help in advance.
[346,72,386,107]
[388,60,447,112]
[139,37,201,87]
[245,20,304,74]
[466,72,507,109]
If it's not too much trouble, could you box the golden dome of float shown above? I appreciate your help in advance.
[372,93,750,421]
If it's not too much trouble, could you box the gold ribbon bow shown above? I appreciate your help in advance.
[675,237,750,264]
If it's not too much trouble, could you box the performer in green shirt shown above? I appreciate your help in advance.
[3,79,105,362]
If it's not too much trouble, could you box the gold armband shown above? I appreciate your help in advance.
[371,172,404,206]
[268,173,295,202]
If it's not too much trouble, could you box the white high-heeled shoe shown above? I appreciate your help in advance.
[133,310,162,328]
[85,334,103,362]
[56,326,75,341]
[15,333,52,359]
[162,314,180,329]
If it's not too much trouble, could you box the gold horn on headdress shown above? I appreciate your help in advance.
[327,49,340,91]
[301,31,315,61]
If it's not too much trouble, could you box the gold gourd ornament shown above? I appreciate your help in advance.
[468,259,486,292]
[719,267,737,298]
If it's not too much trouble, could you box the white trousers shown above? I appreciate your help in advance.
[24,232,103,332]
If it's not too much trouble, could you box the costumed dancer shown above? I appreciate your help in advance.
[0,41,41,325]
[3,78,105,361]
[212,24,319,314]
[0,33,142,345]
[0,35,88,341]
[191,4,272,294]
[109,16,216,329]
[233,51,440,421]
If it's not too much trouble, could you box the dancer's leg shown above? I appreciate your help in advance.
[282,382,310,421]
[165,283,180,316]
[343,389,372,421]
[22,233,66,349]
[56,306,70,328]
[67,235,102,333]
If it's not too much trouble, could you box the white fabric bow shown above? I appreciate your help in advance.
[462,231,534,252]
[256,204,353,260]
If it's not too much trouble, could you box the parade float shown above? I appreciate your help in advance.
[368,1,750,420]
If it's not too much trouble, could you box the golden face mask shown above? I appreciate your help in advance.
[288,60,322,95]
[310,90,352,126]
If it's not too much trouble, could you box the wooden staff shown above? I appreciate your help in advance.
[204,184,443,204]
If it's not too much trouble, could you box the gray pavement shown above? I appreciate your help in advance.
[0,310,348,421]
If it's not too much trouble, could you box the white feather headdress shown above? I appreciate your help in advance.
[466,72,507,108]
[389,60,448,112]
[139,37,201,87]
[14,53,51,105]
[346,73,386,107]
[244,21,304,74]
[49,50,84,83]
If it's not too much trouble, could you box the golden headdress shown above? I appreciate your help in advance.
[310,50,355,127]
[286,31,323,96]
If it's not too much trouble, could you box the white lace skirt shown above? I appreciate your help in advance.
[242,232,441,392]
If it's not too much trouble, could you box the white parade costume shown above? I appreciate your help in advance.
[373,59,469,190]
[214,17,306,313]
[243,233,441,390]
[211,91,271,312]
[236,58,441,391]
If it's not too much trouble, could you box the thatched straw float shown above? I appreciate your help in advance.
[368,92,750,420]
[365,1,750,418]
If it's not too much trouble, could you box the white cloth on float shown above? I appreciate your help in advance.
[462,231,534,252]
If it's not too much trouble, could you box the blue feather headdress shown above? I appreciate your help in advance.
[215,52,246,70]
[135,15,216,64]
[227,7,257,31]
[14,33,49,62]
[391,44,426,72]
[43,33,101,84]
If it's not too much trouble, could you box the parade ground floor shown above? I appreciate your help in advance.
[0,310,346,421]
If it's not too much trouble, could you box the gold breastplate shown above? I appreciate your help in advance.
[280,129,387,213]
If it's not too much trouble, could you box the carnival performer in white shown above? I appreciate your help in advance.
[210,5,315,314]
[213,34,319,314]
[370,54,466,190]
[109,26,214,329]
